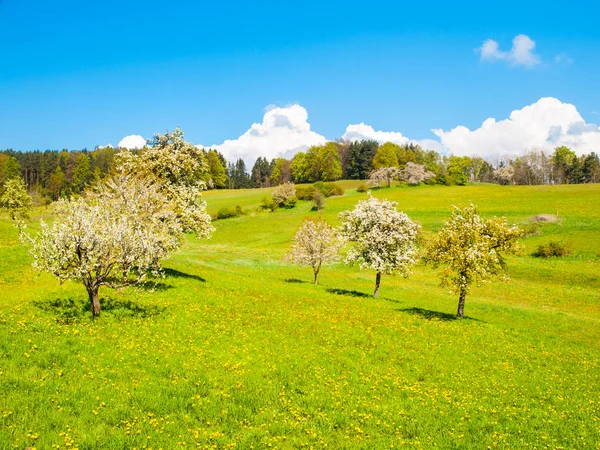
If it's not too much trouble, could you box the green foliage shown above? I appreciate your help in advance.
[216,205,244,220]
[295,185,317,200]
[313,181,344,197]
[356,183,369,192]
[260,196,278,211]
[426,203,522,317]
[206,150,227,188]
[447,156,471,185]
[372,142,400,169]
[311,191,325,211]
[346,140,378,179]
[316,142,342,181]
[0,154,21,188]
[0,177,32,220]
[532,240,572,258]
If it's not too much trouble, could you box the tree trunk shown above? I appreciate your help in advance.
[87,285,101,319]
[457,288,466,318]
[313,269,319,285]
[374,272,381,298]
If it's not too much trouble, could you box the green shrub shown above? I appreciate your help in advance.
[521,222,542,238]
[532,241,572,258]
[296,186,317,200]
[312,191,325,211]
[356,184,369,193]
[261,197,278,212]
[282,196,297,209]
[313,181,344,197]
[216,205,244,220]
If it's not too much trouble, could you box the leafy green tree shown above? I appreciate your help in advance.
[551,146,576,184]
[291,152,312,183]
[48,167,66,200]
[426,203,522,318]
[317,142,342,181]
[72,153,93,192]
[1,177,32,220]
[447,156,471,185]
[396,144,417,168]
[271,158,291,185]
[0,155,21,188]
[207,150,227,188]
[372,142,400,169]
[582,152,600,183]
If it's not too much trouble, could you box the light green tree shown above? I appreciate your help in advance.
[1,177,32,220]
[373,142,400,169]
[425,203,522,318]
[316,142,342,181]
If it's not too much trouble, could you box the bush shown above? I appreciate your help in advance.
[356,184,369,193]
[521,222,541,238]
[313,181,344,197]
[312,191,325,211]
[532,241,572,258]
[272,182,296,207]
[296,186,317,200]
[216,205,244,220]
[282,196,297,209]
[261,197,278,212]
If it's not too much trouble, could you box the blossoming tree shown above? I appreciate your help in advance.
[22,129,214,318]
[285,218,343,284]
[425,203,522,318]
[338,195,420,297]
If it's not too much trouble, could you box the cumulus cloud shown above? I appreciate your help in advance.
[118,134,146,149]
[342,123,410,146]
[208,104,326,168]
[479,34,541,67]
[341,123,444,153]
[432,97,600,159]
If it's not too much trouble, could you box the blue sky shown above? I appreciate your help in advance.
[1,0,599,159]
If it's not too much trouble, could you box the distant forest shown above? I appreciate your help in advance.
[1,139,599,202]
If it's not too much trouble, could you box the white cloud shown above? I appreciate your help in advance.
[342,123,410,146]
[118,134,146,149]
[479,34,541,67]
[208,104,326,168]
[341,123,444,153]
[432,97,600,159]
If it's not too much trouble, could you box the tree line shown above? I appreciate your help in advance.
[2,138,599,200]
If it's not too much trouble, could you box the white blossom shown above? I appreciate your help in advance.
[285,218,343,284]
[338,195,420,296]
[398,162,435,185]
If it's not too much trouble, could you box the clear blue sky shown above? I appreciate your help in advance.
[1,0,599,151]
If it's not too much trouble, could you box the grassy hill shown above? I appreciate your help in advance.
[1,182,599,448]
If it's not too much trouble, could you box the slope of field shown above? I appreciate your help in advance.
[1,182,599,449]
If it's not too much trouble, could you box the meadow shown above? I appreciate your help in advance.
[1,182,599,449]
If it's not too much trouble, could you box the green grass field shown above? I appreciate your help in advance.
[1,182,599,449]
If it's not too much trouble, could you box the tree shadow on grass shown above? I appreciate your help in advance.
[163,268,206,282]
[397,307,482,322]
[136,280,173,292]
[284,278,310,284]
[34,297,166,324]
[326,288,371,298]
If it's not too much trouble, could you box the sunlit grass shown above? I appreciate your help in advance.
[1,182,599,448]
